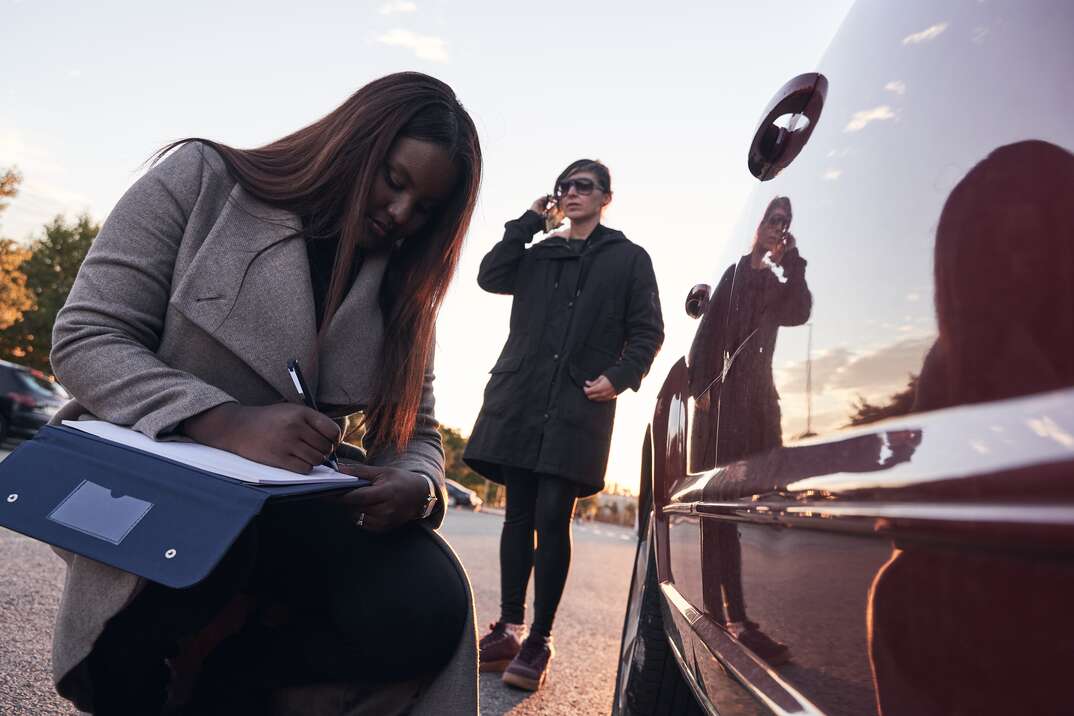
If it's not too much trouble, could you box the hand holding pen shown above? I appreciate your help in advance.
[287,358,340,470]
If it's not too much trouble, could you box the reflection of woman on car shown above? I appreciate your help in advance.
[684,196,812,666]
[689,196,812,470]
[464,160,664,691]
[870,140,1074,716]
[48,73,482,715]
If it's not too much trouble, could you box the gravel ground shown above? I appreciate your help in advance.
[0,443,636,715]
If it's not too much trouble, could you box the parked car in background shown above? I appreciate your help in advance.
[0,360,68,443]
[445,479,484,510]
[614,1,1074,715]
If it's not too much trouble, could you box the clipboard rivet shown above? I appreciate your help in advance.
[6,494,16,503]
[164,548,177,559]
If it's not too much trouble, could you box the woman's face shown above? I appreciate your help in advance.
[756,205,791,253]
[556,170,610,224]
[363,137,459,251]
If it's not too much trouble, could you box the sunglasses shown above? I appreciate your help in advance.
[555,178,601,197]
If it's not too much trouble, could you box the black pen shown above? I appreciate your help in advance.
[287,358,340,471]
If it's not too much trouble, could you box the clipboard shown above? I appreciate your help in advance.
[0,425,368,588]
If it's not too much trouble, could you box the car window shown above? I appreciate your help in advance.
[689,0,1074,471]
[14,370,67,399]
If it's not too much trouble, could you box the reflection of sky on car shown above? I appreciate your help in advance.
[710,1,1073,444]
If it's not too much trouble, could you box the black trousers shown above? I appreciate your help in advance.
[87,499,468,715]
[498,467,580,637]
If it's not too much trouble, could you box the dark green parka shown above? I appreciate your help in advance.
[463,210,664,496]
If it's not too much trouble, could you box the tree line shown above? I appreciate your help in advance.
[0,167,98,373]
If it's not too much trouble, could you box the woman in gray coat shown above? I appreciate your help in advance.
[48,72,482,715]
[465,160,663,691]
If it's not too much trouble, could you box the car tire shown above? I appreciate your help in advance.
[612,519,705,716]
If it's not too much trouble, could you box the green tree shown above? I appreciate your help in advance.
[0,214,98,372]
[439,424,486,490]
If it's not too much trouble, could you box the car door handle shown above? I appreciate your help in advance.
[748,72,828,181]
[685,283,711,319]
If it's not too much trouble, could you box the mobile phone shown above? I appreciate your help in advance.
[544,195,564,232]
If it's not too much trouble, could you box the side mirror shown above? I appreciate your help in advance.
[748,73,828,181]
[685,284,711,319]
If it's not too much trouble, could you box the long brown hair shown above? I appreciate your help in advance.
[155,72,482,452]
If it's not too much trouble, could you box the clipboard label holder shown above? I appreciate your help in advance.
[48,479,153,546]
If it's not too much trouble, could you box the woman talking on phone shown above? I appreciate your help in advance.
[48,72,481,715]
[464,159,664,690]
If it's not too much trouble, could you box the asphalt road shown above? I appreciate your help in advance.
[445,508,636,716]
[0,443,637,716]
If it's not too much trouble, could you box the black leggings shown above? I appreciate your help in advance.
[499,468,580,637]
[87,500,468,715]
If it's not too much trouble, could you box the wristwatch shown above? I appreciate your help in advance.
[416,473,438,519]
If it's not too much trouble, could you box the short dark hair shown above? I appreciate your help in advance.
[555,159,611,194]
[762,196,792,225]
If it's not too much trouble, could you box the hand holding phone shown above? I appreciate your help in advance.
[544,195,565,232]
[529,194,564,232]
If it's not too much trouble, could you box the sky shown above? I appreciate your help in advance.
[1,0,856,493]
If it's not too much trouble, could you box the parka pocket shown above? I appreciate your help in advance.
[482,354,524,416]
[489,355,523,374]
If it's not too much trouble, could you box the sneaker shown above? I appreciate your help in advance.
[735,623,791,666]
[502,634,553,691]
[479,622,526,673]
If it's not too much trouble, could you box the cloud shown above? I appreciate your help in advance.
[778,336,934,398]
[902,22,948,45]
[844,105,895,132]
[906,291,920,302]
[828,336,933,391]
[379,0,417,14]
[778,347,854,395]
[884,80,906,95]
[67,69,83,79]
[823,169,842,181]
[377,28,448,62]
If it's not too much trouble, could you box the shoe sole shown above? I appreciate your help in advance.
[479,659,513,673]
[502,669,546,691]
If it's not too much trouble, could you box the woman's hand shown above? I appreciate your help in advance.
[181,402,341,473]
[337,464,431,532]
[584,375,618,402]
[530,195,552,215]
[771,232,797,265]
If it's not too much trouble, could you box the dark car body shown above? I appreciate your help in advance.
[614,2,1074,715]
[445,479,484,510]
[0,361,67,443]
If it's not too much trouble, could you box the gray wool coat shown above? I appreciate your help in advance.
[46,142,478,715]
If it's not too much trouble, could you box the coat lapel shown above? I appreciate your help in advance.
[170,184,318,402]
[316,249,389,407]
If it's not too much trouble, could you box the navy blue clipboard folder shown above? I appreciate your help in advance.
[0,425,366,589]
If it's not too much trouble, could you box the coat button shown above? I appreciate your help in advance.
[568,301,574,309]
[553,353,559,361]
[543,413,550,421]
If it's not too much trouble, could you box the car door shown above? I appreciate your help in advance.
[659,0,1074,714]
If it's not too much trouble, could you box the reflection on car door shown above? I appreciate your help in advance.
[664,1,1074,715]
